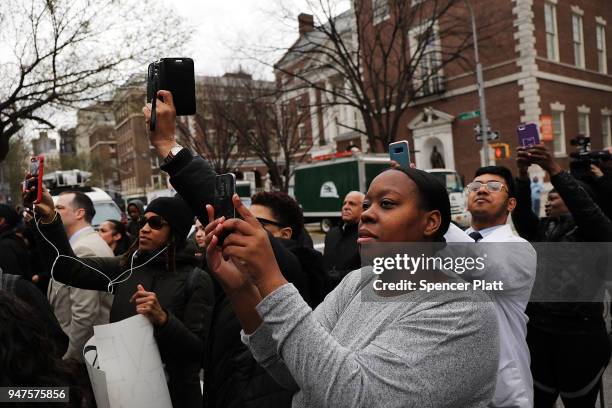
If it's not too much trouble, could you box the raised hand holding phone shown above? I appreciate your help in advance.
[23,156,44,204]
[389,141,411,169]
[142,90,178,158]
[517,123,541,147]
[214,173,236,245]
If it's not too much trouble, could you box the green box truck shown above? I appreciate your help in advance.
[293,155,389,232]
[293,156,471,232]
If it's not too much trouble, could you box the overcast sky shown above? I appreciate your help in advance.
[169,0,304,79]
[169,0,350,79]
[9,0,351,139]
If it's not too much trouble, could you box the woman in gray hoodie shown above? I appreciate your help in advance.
[203,167,500,408]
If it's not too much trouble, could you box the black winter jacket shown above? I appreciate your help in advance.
[160,149,309,408]
[0,228,31,278]
[322,222,360,289]
[0,271,68,356]
[36,216,214,408]
[512,170,612,333]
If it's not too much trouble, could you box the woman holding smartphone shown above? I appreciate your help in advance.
[203,167,500,407]
[29,190,214,408]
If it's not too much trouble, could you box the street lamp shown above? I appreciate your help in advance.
[464,0,490,166]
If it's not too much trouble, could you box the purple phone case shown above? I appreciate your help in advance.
[517,123,540,147]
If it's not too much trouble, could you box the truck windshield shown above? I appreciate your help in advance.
[430,172,463,193]
[92,202,123,228]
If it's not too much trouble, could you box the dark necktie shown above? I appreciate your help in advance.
[469,231,483,242]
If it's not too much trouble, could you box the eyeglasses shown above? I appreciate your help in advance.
[467,181,508,193]
[138,215,168,230]
[256,217,283,228]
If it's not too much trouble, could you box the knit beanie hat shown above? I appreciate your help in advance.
[145,196,194,244]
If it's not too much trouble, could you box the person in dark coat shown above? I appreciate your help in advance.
[143,89,311,408]
[513,144,612,407]
[31,191,214,408]
[250,191,329,307]
[0,269,68,357]
[0,204,31,279]
[322,191,364,289]
[0,290,93,407]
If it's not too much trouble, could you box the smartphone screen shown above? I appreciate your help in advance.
[24,156,44,204]
[214,173,236,244]
[389,140,411,169]
[517,123,541,147]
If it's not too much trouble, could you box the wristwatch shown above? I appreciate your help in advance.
[164,144,184,164]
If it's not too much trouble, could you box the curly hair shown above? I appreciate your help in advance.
[0,290,91,407]
[251,191,304,240]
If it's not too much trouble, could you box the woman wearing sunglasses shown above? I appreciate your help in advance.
[203,167,500,407]
[29,190,214,408]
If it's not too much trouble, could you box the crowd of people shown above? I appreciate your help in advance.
[0,88,611,408]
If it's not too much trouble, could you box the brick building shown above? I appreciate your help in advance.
[186,72,283,190]
[278,0,611,180]
[275,11,367,157]
[112,75,166,202]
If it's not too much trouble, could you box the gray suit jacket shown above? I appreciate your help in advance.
[48,226,115,362]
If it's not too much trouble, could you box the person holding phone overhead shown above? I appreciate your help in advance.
[143,89,312,408]
[28,187,214,408]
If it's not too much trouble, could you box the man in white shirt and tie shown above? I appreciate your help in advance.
[446,166,537,408]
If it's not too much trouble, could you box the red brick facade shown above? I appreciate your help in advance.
[277,0,611,181]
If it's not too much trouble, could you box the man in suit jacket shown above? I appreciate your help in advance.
[446,166,536,408]
[48,191,114,362]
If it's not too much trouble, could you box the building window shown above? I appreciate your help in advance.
[578,111,590,136]
[602,114,611,147]
[150,148,160,169]
[372,0,390,25]
[544,2,559,61]
[597,24,607,74]
[151,175,162,189]
[572,14,585,68]
[298,124,307,146]
[409,23,445,97]
[552,110,566,154]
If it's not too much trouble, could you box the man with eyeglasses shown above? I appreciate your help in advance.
[446,166,536,408]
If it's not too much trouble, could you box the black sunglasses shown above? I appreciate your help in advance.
[256,217,284,228]
[138,215,168,230]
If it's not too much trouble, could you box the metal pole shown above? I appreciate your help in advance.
[465,0,490,166]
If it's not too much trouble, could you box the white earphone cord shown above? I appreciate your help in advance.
[32,205,168,294]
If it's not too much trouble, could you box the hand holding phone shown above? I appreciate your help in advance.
[147,58,196,131]
[23,156,44,205]
[389,140,411,170]
[517,123,540,147]
[214,173,237,245]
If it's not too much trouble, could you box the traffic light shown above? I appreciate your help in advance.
[491,143,510,159]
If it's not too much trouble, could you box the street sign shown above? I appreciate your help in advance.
[476,131,500,142]
[458,110,480,121]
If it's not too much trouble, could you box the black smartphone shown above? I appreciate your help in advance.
[147,58,196,116]
[23,156,44,204]
[214,173,236,245]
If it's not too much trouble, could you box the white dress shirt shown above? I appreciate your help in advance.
[446,223,537,408]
